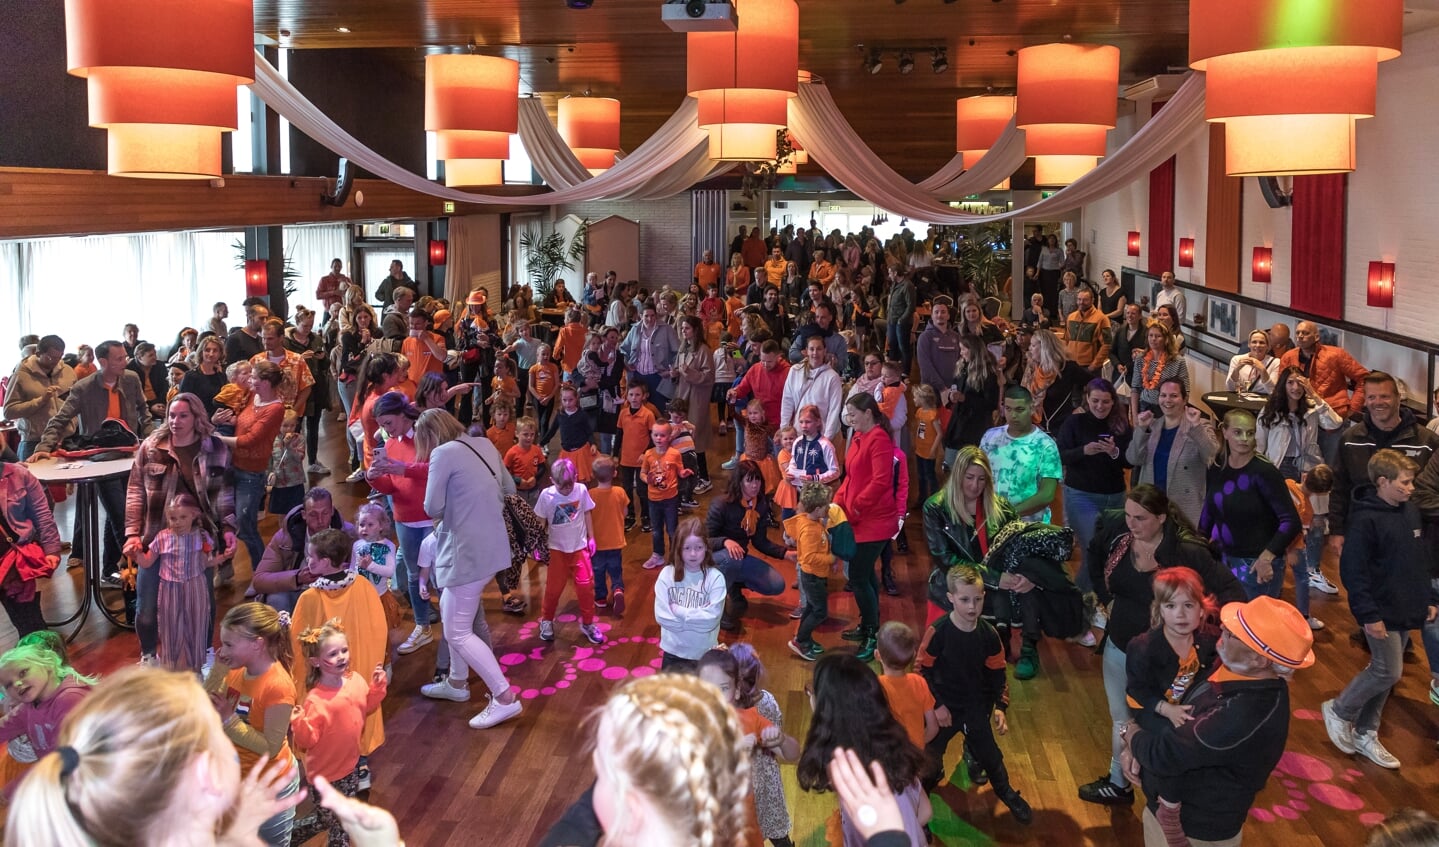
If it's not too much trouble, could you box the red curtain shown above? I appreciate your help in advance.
[1290,174,1347,320]
[1147,156,1176,275]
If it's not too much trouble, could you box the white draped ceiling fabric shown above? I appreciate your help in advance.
[787,73,1209,224]
[249,51,725,203]
[250,50,1206,220]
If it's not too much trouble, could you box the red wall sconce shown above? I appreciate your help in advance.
[1367,261,1395,307]
[1178,237,1195,268]
[429,239,448,266]
[244,259,267,297]
[1127,231,1141,257]
[1251,246,1273,283]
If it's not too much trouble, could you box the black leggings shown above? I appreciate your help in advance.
[0,590,45,639]
[924,703,1012,794]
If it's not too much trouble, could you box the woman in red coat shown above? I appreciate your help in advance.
[835,392,899,661]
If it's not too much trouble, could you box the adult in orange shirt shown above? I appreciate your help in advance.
[217,361,286,570]
[694,249,723,289]
[726,253,750,298]
[400,308,447,388]
[808,249,836,289]
[763,246,788,286]
[251,318,314,413]
[1280,320,1367,462]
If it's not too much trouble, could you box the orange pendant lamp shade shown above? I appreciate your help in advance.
[426,54,519,188]
[435,130,513,162]
[444,159,505,188]
[687,0,799,102]
[1190,0,1402,176]
[559,97,621,172]
[707,124,779,161]
[955,95,1015,168]
[696,89,790,130]
[65,0,253,178]
[1016,44,1118,185]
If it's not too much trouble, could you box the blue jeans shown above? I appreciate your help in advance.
[1063,487,1126,595]
[1424,577,1439,677]
[1227,554,1283,599]
[712,548,787,596]
[1333,629,1406,734]
[395,521,433,626]
[1101,640,1132,788]
[257,770,302,847]
[649,497,679,557]
[887,318,911,373]
[797,570,829,644]
[135,558,162,656]
[16,441,37,461]
[234,469,267,570]
[592,549,624,600]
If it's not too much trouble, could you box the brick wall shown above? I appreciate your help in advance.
[557,195,693,289]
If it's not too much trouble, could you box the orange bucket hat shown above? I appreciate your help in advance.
[1220,596,1315,670]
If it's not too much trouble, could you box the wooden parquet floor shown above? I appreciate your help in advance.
[15,417,1439,846]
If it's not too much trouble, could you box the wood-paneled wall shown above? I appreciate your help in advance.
[0,168,541,239]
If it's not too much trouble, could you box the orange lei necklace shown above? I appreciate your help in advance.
[1140,350,1170,391]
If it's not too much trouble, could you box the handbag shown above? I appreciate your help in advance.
[0,509,53,582]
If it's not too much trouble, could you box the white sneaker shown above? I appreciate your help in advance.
[721,456,738,470]
[581,623,606,645]
[1321,699,1356,754]
[469,695,522,729]
[1072,629,1098,648]
[1091,607,1109,630]
[420,679,471,702]
[200,647,216,679]
[308,462,332,476]
[344,468,366,483]
[1354,730,1400,769]
[694,479,713,495]
[397,625,434,655]
[539,620,555,642]
[642,554,666,570]
[138,654,158,667]
[1309,572,1340,595]
[1307,616,1326,631]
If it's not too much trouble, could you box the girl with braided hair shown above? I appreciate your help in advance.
[589,673,754,847]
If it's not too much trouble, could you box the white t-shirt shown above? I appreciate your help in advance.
[535,484,595,553]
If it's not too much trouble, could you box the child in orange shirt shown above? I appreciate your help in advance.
[667,398,700,509]
[640,422,688,570]
[876,621,939,751]
[504,417,547,506]
[773,425,800,518]
[740,399,780,494]
[878,360,908,437]
[290,620,388,846]
[588,456,630,616]
[489,357,521,412]
[698,645,800,847]
[725,287,746,339]
[618,384,657,533]
[699,283,727,328]
[528,344,561,437]
[485,401,517,457]
[912,384,942,505]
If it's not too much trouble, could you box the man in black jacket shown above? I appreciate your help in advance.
[1122,595,1314,846]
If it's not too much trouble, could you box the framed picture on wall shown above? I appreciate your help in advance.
[1318,324,1344,348]
[1208,298,1240,343]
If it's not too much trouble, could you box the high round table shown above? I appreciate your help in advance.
[1200,390,1268,420]
[29,455,136,638]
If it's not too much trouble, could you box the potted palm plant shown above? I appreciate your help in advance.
[520,220,588,304]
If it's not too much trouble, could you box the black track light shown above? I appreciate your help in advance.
[932,49,948,74]
[864,50,883,75]
[898,52,915,74]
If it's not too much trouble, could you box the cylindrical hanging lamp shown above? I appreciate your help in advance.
[687,0,798,161]
[435,130,513,162]
[425,53,520,187]
[444,159,505,188]
[65,0,253,178]
[707,124,779,161]
[955,95,1015,168]
[1016,43,1118,185]
[559,96,621,172]
[1190,0,1402,176]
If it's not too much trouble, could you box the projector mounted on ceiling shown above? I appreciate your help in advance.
[662,0,738,32]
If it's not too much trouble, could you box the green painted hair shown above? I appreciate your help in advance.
[0,642,97,688]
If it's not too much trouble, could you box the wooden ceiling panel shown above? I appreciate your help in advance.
[254,0,1192,176]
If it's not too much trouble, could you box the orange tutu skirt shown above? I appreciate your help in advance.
[561,444,597,483]
[773,479,799,509]
[757,456,781,494]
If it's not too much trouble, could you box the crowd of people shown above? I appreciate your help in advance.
[0,224,1432,846]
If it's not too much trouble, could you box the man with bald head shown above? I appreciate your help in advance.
[1280,321,1368,463]
[1268,323,1294,358]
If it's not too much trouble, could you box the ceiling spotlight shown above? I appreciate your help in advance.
[566,0,593,7]
[931,49,948,74]
[864,51,883,75]
[898,52,915,74]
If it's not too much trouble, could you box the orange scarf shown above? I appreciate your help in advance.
[740,496,760,536]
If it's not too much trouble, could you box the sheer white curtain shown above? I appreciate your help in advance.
[0,230,241,356]
[283,224,351,315]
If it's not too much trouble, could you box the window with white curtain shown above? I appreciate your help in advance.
[282,224,352,315]
[0,230,242,359]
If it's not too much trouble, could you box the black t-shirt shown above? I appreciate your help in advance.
[178,369,228,416]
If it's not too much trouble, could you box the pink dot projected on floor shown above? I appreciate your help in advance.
[500,652,527,666]
[1343,775,1357,783]
[565,674,578,682]
[577,658,607,672]
[1291,801,1309,812]
[601,666,628,680]
[529,649,546,661]
[1309,782,1364,811]
[541,686,556,695]
[1293,708,1321,721]
[646,637,660,645]
[1360,813,1386,827]
[1275,752,1333,782]
[1281,780,1298,789]
[521,688,540,700]
[1288,790,1305,800]
[557,613,577,622]
[574,647,594,660]
[1346,768,1363,778]
[649,657,664,668]
[631,665,656,678]
[1250,809,1275,823]
[1271,805,1299,821]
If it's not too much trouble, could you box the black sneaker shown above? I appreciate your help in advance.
[963,748,988,786]
[998,789,1032,825]
[640,521,652,534]
[841,626,868,642]
[624,519,636,533]
[1077,775,1134,806]
[883,572,900,596]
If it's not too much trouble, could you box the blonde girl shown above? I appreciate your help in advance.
[136,493,214,673]
[653,517,727,672]
[773,425,800,516]
[291,621,388,847]
[267,410,305,516]
[0,642,95,779]
[6,667,306,847]
[587,674,751,847]
[535,458,603,647]
[351,502,401,634]
[740,399,780,494]
[211,602,299,847]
